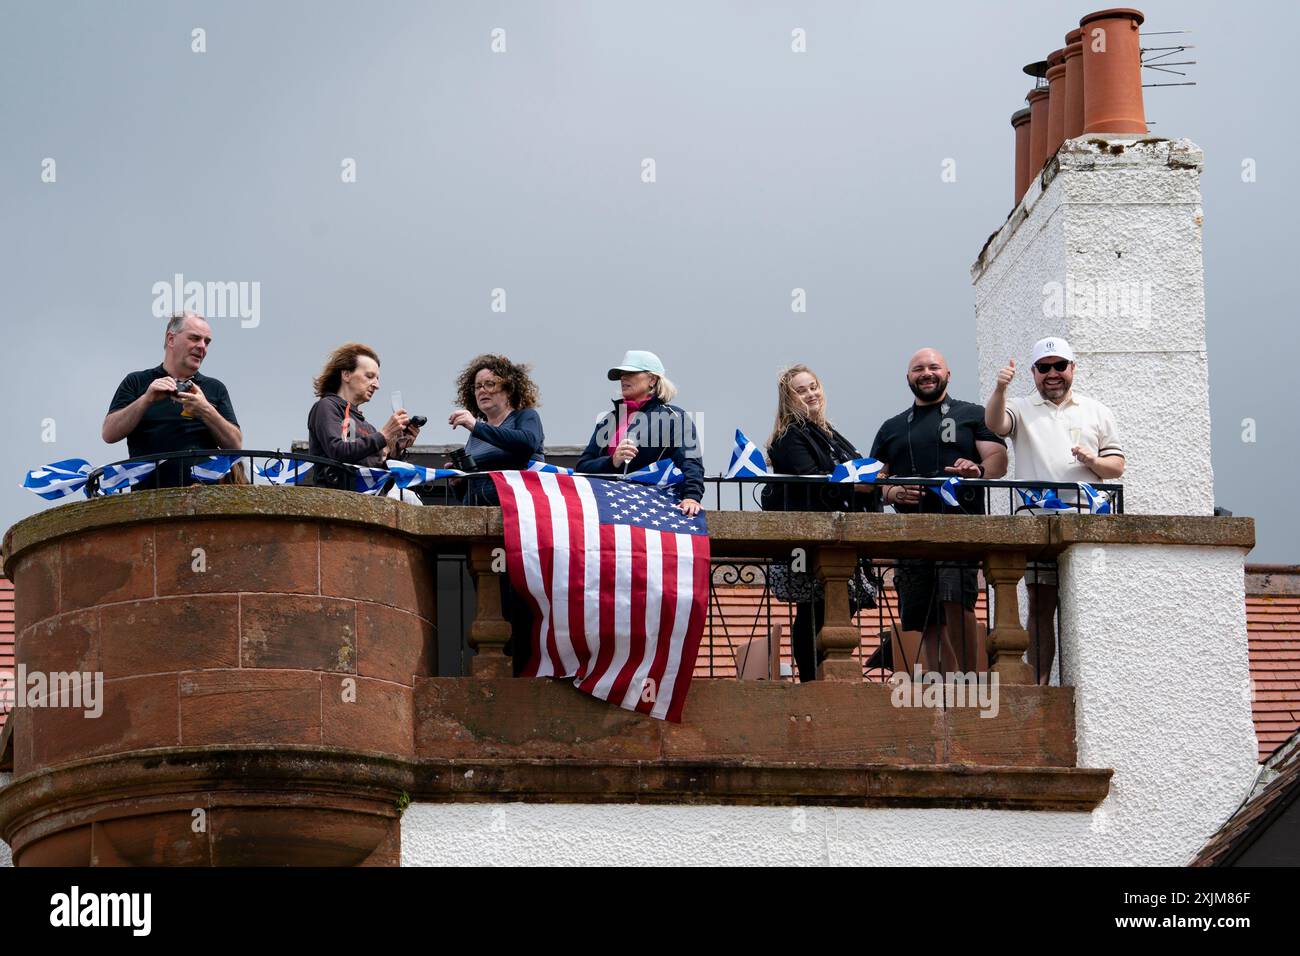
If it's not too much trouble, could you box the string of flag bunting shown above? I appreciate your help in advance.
[19,432,1113,514]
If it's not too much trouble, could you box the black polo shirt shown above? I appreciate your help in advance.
[869,397,1004,514]
[107,365,239,486]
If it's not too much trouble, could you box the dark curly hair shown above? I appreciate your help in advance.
[454,354,540,414]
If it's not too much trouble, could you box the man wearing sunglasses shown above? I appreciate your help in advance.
[985,336,1125,683]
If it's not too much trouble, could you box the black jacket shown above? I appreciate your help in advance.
[575,397,706,502]
[307,394,388,491]
[763,420,877,512]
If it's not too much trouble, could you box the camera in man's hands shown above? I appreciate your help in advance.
[406,415,428,430]
[174,378,193,395]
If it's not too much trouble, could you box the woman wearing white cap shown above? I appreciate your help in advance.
[575,350,705,515]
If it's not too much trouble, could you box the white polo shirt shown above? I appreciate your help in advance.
[1006,390,1124,487]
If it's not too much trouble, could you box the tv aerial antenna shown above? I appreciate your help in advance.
[1141,30,1196,88]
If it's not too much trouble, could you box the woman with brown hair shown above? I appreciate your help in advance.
[307,343,420,491]
[764,364,877,682]
[448,353,545,507]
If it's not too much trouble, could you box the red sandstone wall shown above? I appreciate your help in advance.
[9,518,435,776]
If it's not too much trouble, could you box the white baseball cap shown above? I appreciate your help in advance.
[607,350,666,381]
[1030,336,1075,365]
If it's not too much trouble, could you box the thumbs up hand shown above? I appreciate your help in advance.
[996,358,1016,391]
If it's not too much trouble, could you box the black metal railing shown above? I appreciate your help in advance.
[433,553,1060,685]
[702,475,1124,515]
[82,449,397,497]
[700,556,1057,683]
[81,448,1123,518]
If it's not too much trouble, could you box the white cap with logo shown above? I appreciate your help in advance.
[607,350,666,381]
[1030,336,1075,365]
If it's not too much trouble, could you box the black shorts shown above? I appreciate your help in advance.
[894,559,980,632]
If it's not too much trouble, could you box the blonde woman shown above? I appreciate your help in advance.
[764,364,877,681]
[575,350,704,515]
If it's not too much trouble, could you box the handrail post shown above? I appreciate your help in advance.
[468,542,512,677]
[815,544,861,681]
[985,551,1033,684]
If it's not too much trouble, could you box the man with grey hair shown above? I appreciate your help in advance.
[102,312,242,487]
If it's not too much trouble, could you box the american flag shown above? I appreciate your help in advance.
[491,470,710,721]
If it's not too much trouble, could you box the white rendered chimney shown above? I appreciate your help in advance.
[972,134,1213,516]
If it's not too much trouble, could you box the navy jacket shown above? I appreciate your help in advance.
[461,407,545,506]
[576,397,705,502]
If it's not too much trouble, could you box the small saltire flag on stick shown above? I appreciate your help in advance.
[256,459,314,485]
[384,460,464,489]
[491,471,710,722]
[1018,487,1071,511]
[354,466,391,495]
[936,475,962,507]
[98,461,158,495]
[624,459,685,486]
[828,456,883,483]
[527,461,575,476]
[725,429,772,479]
[22,459,92,500]
[191,454,241,483]
[1078,482,1113,514]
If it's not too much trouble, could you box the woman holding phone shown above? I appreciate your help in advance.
[307,343,420,491]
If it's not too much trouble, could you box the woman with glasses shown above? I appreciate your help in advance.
[763,364,877,682]
[449,354,546,677]
[448,354,545,507]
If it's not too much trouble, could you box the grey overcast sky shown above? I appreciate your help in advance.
[2,1,1296,560]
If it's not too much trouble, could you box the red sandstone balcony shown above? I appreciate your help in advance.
[0,486,1253,865]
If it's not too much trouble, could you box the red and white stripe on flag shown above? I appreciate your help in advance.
[491,470,710,721]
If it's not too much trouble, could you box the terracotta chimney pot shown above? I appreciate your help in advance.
[1046,61,1068,158]
[1011,106,1032,204]
[1063,30,1086,140]
[1079,8,1147,133]
[1027,87,1051,174]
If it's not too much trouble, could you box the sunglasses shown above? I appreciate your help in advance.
[1034,360,1070,374]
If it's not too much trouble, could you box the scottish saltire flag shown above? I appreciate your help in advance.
[937,476,963,507]
[624,459,685,486]
[22,459,93,500]
[828,456,884,483]
[384,460,464,489]
[191,454,241,483]
[256,459,314,485]
[354,466,391,495]
[725,429,772,479]
[527,461,574,476]
[98,461,158,494]
[1078,482,1113,514]
[1018,487,1071,511]
[491,471,710,722]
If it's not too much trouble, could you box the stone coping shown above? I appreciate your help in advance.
[0,745,1112,821]
[3,485,1254,574]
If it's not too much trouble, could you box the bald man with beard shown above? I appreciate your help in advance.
[869,348,1007,675]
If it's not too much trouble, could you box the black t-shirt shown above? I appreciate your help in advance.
[107,365,239,486]
[869,398,1004,514]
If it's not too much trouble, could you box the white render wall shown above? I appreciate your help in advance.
[973,135,1214,517]
[0,773,9,867]
[402,543,1258,866]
